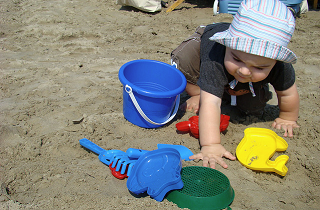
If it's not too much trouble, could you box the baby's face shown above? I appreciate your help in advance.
[224,47,276,83]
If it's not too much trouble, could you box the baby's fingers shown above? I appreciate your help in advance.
[223,151,236,161]
[281,124,288,137]
[189,153,203,160]
[286,125,294,137]
[202,156,211,168]
[214,157,228,169]
[273,121,282,130]
[285,123,299,137]
[272,121,277,128]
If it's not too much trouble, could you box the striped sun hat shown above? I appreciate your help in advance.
[210,0,297,64]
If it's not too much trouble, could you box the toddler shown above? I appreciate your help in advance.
[171,0,300,169]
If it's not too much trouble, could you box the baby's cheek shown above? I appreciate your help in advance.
[224,61,237,75]
[251,71,271,82]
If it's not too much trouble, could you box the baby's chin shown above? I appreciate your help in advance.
[235,77,252,83]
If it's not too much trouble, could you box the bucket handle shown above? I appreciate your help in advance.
[125,84,180,126]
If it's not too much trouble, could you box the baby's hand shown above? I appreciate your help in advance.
[189,144,236,169]
[272,118,299,137]
[179,95,200,114]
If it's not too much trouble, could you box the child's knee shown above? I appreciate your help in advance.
[171,26,205,85]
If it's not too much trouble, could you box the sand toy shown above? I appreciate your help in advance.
[79,138,136,179]
[175,114,230,138]
[126,144,194,161]
[236,128,289,176]
[127,148,183,201]
[166,166,234,210]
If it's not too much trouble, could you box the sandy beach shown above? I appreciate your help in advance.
[1,0,320,209]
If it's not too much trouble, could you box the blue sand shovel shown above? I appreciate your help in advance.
[79,138,136,178]
[126,144,194,161]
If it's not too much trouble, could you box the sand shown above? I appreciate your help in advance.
[1,0,320,209]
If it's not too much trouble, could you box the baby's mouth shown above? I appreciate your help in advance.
[238,74,248,80]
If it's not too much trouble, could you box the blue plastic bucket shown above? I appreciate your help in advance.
[118,59,187,128]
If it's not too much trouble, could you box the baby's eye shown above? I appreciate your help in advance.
[255,67,264,70]
[233,57,241,62]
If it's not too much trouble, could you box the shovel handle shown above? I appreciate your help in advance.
[126,148,149,159]
[79,138,105,155]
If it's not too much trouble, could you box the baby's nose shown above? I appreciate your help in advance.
[239,67,251,76]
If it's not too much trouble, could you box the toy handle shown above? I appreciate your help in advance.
[125,85,180,125]
[126,148,149,159]
[176,121,191,132]
[79,138,105,155]
[213,0,219,15]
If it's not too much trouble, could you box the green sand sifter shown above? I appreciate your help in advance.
[167,166,235,210]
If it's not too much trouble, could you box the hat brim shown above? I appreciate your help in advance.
[210,30,297,64]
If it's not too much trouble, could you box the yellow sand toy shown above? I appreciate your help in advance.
[236,128,289,176]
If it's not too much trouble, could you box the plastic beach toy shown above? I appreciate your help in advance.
[126,144,194,161]
[166,166,234,210]
[175,114,230,138]
[127,148,183,202]
[118,59,186,128]
[79,138,136,179]
[236,128,289,176]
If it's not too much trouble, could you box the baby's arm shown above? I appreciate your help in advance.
[189,90,236,168]
[273,83,300,137]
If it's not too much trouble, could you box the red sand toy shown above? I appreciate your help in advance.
[175,114,230,138]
